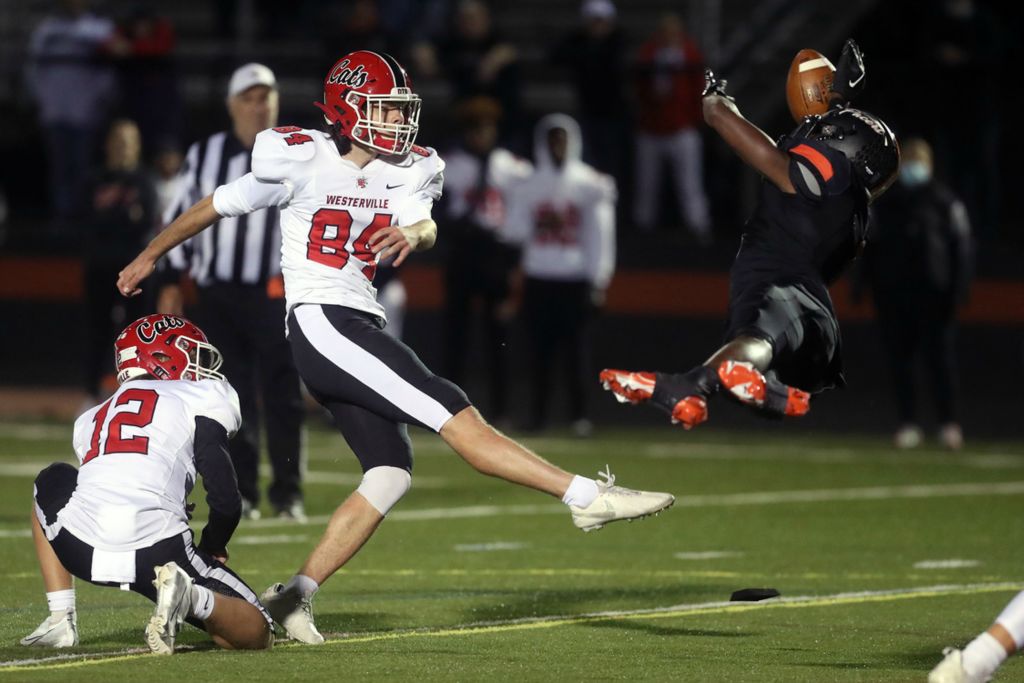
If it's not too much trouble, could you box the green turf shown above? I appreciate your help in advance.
[1,418,1022,681]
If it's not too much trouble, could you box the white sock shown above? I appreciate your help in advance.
[190,585,215,621]
[561,476,599,508]
[46,589,75,615]
[286,574,319,599]
[995,590,1024,650]
[961,632,1008,680]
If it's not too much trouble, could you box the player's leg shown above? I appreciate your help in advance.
[140,534,273,653]
[601,285,824,426]
[929,590,1023,682]
[22,463,80,648]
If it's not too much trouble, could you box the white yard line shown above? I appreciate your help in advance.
[2,480,1023,537]
[3,581,1021,671]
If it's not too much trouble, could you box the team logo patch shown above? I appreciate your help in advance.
[357,176,368,189]
[327,59,369,89]
[137,315,186,343]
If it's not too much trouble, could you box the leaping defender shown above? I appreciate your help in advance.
[602,40,900,428]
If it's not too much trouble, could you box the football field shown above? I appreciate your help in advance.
[1,419,1022,681]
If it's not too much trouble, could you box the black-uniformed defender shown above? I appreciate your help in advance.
[602,40,901,428]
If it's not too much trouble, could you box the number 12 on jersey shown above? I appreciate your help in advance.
[83,389,160,463]
[307,208,392,280]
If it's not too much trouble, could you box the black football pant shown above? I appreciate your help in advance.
[523,278,593,429]
[190,285,304,510]
[876,297,958,425]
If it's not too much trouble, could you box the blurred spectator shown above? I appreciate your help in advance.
[27,0,118,228]
[80,119,156,400]
[550,0,630,186]
[922,0,1001,241]
[108,5,182,154]
[318,0,389,67]
[149,141,184,220]
[631,13,711,244]
[440,97,532,425]
[858,138,972,450]
[418,1,521,135]
[505,114,616,436]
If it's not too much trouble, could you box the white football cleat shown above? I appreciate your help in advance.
[570,466,675,532]
[261,583,324,645]
[928,647,990,683]
[20,609,78,647]
[145,562,194,655]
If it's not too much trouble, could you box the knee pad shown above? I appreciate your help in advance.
[356,466,411,515]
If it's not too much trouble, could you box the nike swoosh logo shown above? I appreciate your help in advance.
[848,73,865,88]
[386,183,404,190]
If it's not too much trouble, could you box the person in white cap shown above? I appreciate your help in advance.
[153,62,307,524]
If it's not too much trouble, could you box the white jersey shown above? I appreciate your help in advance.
[212,127,445,321]
[60,379,241,552]
[504,114,617,290]
[442,146,531,239]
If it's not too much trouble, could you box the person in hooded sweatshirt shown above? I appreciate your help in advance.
[505,114,617,436]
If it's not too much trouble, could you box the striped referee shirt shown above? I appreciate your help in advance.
[161,131,280,287]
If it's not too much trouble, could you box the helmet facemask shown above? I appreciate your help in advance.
[176,335,225,381]
[347,88,421,155]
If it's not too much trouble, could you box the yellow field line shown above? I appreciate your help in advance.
[4,582,1020,673]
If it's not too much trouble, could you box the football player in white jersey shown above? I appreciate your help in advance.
[22,314,272,654]
[117,50,675,645]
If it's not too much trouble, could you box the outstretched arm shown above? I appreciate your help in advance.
[701,70,794,194]
[118,194,220,296]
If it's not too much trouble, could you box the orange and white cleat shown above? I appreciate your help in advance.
[599,369,656,404]
[670,396,709,430]
[717,361,810,417]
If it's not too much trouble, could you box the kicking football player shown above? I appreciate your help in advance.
[601,40,900,427]
[116,50,675,645]
[928,592,1024,682]
[21,314,272,653]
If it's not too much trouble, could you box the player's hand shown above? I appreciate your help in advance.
[831,38,866,104]
[212,550,229,564]
[369,225,417,267]
[702,68,733,100]
[117,253,156,297]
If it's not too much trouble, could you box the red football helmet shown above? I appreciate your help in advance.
[114,314,225,384]
[315,50,421,156]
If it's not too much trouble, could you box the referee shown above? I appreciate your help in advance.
[155,63,305,522]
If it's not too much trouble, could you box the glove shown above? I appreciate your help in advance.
[830,39,866,104]
[702,68,733,100]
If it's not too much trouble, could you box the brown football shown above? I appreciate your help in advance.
[786,49,836,122]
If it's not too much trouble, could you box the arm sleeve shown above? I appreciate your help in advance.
[212,172,292,218]
[193,416,241,556]
[787,139,852,201]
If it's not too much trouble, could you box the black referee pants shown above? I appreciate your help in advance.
[190,285,304,509]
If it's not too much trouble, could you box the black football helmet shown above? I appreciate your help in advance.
[792,107,900,202]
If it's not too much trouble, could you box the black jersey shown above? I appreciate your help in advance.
[730,136,869,309]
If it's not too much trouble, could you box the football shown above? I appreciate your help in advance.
[785,48,835,122]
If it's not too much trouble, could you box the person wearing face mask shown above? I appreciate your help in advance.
[857,138,972,449]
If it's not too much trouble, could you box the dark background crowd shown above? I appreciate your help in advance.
[0,0,1021,445]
